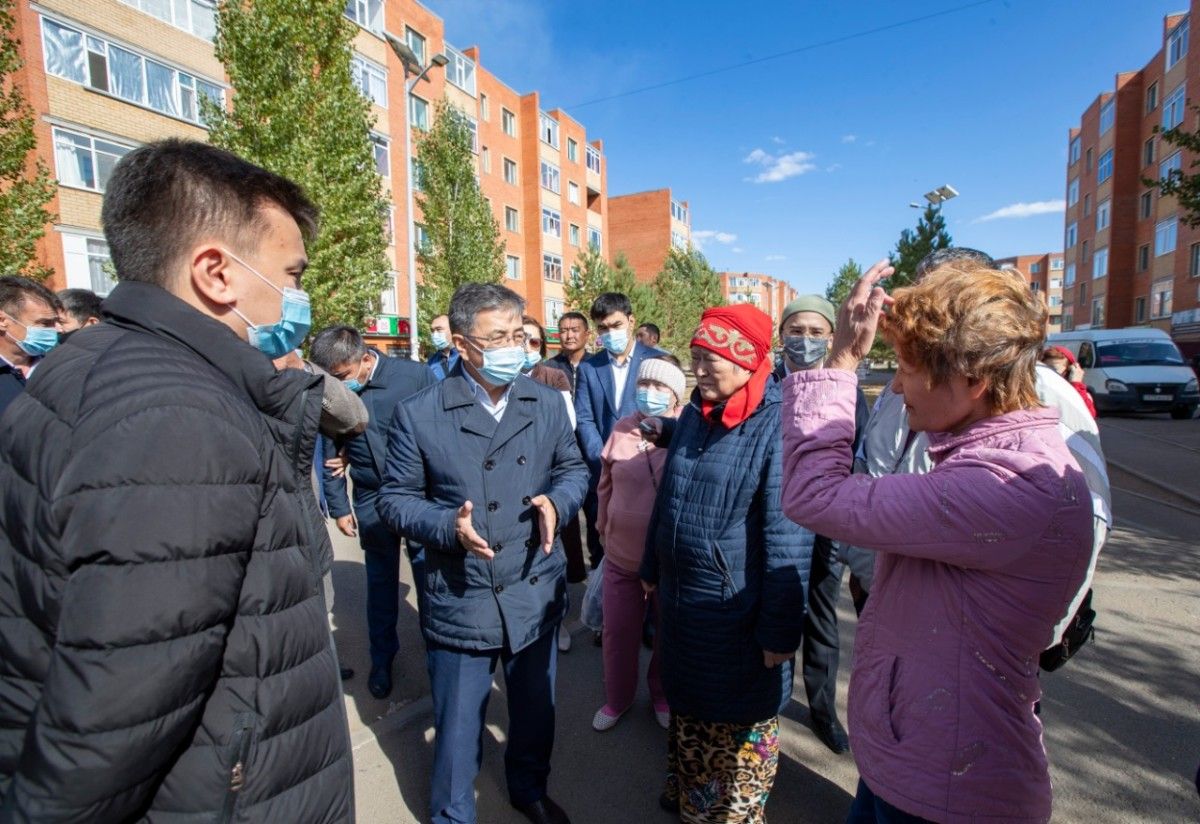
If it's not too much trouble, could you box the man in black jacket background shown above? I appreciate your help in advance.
[0,140,353,822]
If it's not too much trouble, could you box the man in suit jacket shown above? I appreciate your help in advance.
[574,292,664,568]
[312,325,436,699]
[377,283,588,824]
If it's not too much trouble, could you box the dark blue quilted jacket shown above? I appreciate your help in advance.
[641,379,813,725]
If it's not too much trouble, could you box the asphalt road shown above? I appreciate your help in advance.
[332,410,1200,823]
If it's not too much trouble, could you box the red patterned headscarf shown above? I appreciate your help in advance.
[690,304,774,429]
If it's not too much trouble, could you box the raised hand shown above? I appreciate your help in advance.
[827,258,895,372]
[455,501,494,559]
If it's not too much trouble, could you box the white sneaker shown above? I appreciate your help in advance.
[557,624,572,653]
[654,705,670,730]
[592,706,625,732]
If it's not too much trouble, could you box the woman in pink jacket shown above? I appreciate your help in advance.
[593,356,687,732]
[781,260,1093,824]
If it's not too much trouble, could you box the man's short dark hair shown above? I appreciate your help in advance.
[57,288,103,325]
[590,292,632,321]
[101,139,319,287]
[558,311,588,329]
[449,283,525,336]
[309,325,367,370]
[637,322,660,338]
[0,275,58,317]
[914,247,993,280]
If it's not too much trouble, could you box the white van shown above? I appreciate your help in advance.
[1047,327,1199,419]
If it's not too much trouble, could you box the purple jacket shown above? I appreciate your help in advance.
[780,371,1092,824]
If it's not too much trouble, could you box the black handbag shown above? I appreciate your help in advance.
[1039,589,1096,672]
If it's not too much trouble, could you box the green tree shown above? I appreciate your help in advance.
[824,258,863,309]
[889,203,951,289]
[0,0,55,280]
[652,247,722,358]
[206,0,390,331]
[415,100,504,343]
[566,246,657,322]
[1145,105,1200,226]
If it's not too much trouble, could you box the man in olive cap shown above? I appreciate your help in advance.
[775,294,868,755]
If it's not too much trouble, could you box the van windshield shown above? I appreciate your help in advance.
[1095,340,1185,367]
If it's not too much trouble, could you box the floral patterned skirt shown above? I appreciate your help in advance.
[663,712,781,823]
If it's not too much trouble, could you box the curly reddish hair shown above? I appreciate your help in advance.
[881,262,1048,414]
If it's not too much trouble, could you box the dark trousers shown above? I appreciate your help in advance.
[847,779,935,823]
[357,493,405,669]
[582,488,604,569]
[427,628,559,824]
[802,534,845,725]
[559,513,588,584]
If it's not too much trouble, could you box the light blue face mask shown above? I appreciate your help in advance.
[523,351,542,371]
[6,317,59,358]
[466,337,526,386]
[783,336,829,370]
[636,386,673,416]
[344,359,368,393]
[599,328,628,356]
[431,331,450,351]
[225,249,312,359]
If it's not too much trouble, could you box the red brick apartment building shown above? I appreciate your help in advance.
[718,272,798,330]
[994,253,1066,334]
[1063,3,1200,356]
[608,188,692,282]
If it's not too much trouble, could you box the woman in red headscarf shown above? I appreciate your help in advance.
[640,304,814,823]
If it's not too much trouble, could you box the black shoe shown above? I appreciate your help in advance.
[512,796,570,824]
[340,667,355,681]
[368,663,393,699]
[811,716,850,754]
[592,631,602,648]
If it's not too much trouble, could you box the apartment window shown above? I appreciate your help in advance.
[1139,243,1151,271]
[411,159,424,192]
[1065,222,1077,248]
[370,133,389,176]
[1144,137,1156,168]
[1156,217,1178,256]
[539,112,559,148]
[1082,240,1089,261]
[1049,295,1062,308]
[1098,99,1115,135]
[1050,277,1062,289]
[1140,190,1154,219]
[344,0,382,34]
[413,222,430,255]
[122,0,216,39]
[671,200,689,223]
[503,157,517,184]
[1153,283,1173,317]
[1097,149,1113,183]
[1083,193,1092,216]
[1161,150,1182,181]
[1163,84,1186,130]
[62,233,115,294]
[671,230,688,250]
[1086,147,1094,171]
[505,255,520,280]
[1050,258,1064,271]
[1192,242,1200,277]
[1147,82,1159,113]
[540,161,560,193]
[542,253,563,282]
[505,206,519,232]
[1135,296,1147,322]
[481,146,490,174]
[445,45,476,95]
[567,138,578,163]
[502,108,516,137]
[350,54,388,107]
[42,18,224,125]
[1069,136,1081,165]
[378,272,398,315]
[544,299,565,328]
[568,181,581,205]
[1067,177,1079,206]
[1093,247,1108,279]
[568,224,580,247]
[463,116,478,153]
[1091,297,1105,328]
[479,93,489,121]
[541,207,561,238]
[588,227,602,250]
[405,27,426,66]
[381,205,395,245]
[409,95,429,130]
[1096,198,1110,231]
[586,145,601,173]
[1167,20,1189,70]
[1030,261,1042,274]
[52,127,132,192]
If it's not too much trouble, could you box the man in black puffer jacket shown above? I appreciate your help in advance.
[0,140,353,822]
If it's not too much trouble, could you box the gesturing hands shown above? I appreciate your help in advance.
[762,650,792,669]
[827,258,895,373]
[530,495,558,555]
[455,501,494,560]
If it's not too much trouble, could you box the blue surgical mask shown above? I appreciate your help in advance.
[6,317,58,358]
[466,337,526,386]
[431,331,450,351]
[225,249,312,359]
[523,351,542,371]
[599,328,628,356]
[783,336,829,370]
[636,386,673,416]
[344,359,368,393]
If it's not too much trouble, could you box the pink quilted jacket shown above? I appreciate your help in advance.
[781,371,1092,824]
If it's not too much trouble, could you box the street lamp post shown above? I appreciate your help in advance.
[386,33,447,360]
[910,184,959,210]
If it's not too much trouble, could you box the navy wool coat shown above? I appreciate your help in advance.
[641,378,814,725]
[376,365,590,653]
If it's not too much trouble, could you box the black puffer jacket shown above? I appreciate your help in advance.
[0,281,353,822]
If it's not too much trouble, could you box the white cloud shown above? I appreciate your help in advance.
[771,136,786,145]
[765,254,786,262]
[841,134,857,144]
[826,163,842,173]
[743,148,817,184]
[732,247,744,253]
[973,200,1066,223]
[691,230,738,251]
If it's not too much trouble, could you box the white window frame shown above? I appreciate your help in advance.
[413,222,430,255]
[567,138,578,162]
[405,27,426,66]
[121,0,216,40]
[409,94,429,131]
[505,206,519,233]
[350,53,388,108]
[1163,83,1186,130]
[62,231,115,294]
[481,145,490,174]
[540,160,560,194]
[542,252,563,282]
[1065,262,1076,286]
[1069,136,1081,165]
[541,207,561,238]
[1098,99,1115,135]
[539,112,559,148]
[343,0,383,35]
[1090,297,1105,328]
[1161,150,1182,181]
[1067,177,1079,206]
[502,107,516,137]
[1065,222,1077,249]
[505,254,521,280]
[370,132,389,177]
[1096,198,1110,231]
[1152,284,1173,318]
[586,145,601,173]
[568,223,580,247]
[445,45,476,96]
[1167,20,1189,71]
[1093,247,1108,279]
[1097,149,1113,183]
[51,126,134,192]
[671,200,688,223]
[544,298,565,328]
[587,227,601,250]
[479,93,489,121]
[567,181,580,205]
[1147,81,1159,113]
[1156,218,1178,256]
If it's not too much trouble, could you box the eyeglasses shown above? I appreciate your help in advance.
[526,338,543,348]
[464,331,528,350]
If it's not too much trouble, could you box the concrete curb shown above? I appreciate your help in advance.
[1106,457,1200,508]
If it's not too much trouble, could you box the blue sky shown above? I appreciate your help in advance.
[424,0,1184,294]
